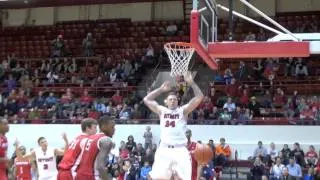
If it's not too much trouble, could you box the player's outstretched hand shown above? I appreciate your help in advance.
[14,138,20,148]
[160,81,172,92]
[183,71,194,84]
[62,133,68,143]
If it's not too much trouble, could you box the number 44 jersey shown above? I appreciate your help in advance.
[159,106,187,146]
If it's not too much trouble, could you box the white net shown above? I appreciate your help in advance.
[164,42,195,77]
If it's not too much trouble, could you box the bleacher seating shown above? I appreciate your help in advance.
[0,11,320,124]
[0,19,189,59]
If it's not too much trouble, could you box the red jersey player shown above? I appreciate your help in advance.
[186,129,198,180]
[75,115,115,180]
[57,118,98,180]
[0,118,9,180]
[13,145,33,180]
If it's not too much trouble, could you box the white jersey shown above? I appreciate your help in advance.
[35,147,58,180]
[159,106,187,145]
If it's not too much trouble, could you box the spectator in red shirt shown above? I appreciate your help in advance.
[119,142,130,160]
[85,62,98,77]
[305,145,318,167]
[60,88,73,104]
[87,109,100,120]
[273,88,287,108]
[112,90,123,106]
[310,96,320,110]
[299,106,315,125]
[198,97,214,119]
[60,88,74,112]
[79,89,93,108]
[239,89,250,107]
[16,89,28,109]
[208,84,218,106]
[224,78,240,97]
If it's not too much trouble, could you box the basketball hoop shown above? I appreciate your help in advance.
[164,42,195,77]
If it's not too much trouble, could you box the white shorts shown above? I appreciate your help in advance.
[149,144,191,180]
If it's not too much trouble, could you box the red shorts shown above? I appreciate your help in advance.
[75,174,94,180]
[0,169,7,180]
[57,169,73,180]
[16,174,32,180]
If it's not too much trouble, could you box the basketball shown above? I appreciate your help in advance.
[194,144,213,165]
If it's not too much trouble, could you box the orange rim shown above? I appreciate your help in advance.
[164,42,193,49]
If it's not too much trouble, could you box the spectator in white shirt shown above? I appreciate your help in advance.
[166,22,178,36]
[268,142,279,165]
[122,60,133,78]
[223,97,236,112]
[245,31,256,41]
[109,69,118,82]
[146,44,154,58]
[110,143,119,158]
[46,69,59,85]
[270,157,285,180]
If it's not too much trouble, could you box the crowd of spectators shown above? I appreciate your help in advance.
[0,18,184,124]
[249,141,320,180]
[190,56,320,125]
[0,39,160,124]
[3,53,320,125]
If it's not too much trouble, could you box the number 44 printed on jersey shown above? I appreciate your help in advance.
[165,121,176,127]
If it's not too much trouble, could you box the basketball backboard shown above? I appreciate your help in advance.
[190,0,219,70]
[194,0,217,47]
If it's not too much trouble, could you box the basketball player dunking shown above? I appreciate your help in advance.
[15,135,68,180]
[143,72,204,180]
[75,116,115,180]
[57,118,98,180]
[0,118,9,180]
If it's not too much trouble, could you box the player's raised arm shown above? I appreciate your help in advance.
[182,72,204,115]
[55,133,69,156]
[14,141,35,160]
[143,81,171,114]
[96,137,113,180]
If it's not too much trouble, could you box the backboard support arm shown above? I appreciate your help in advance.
[238,0,300,41]
[217,4,284,35]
